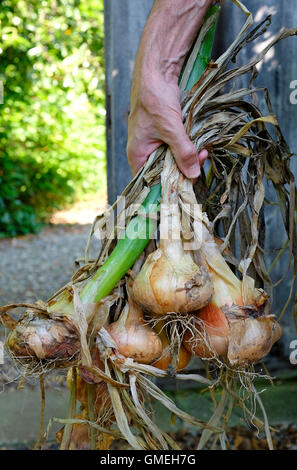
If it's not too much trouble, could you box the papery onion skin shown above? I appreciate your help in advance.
[152,345,191,371]
[183,302,229,358]
[56,414,114,450]
[73,374,110,414]
[67,348,111,413]
[227,316,282,366]
[184,238,281,363]
[183,306,282,365]
[65,348,115,450]
[191,223,282,364]
[132,248,213,315]
[152,322,191,371]
[107,323,162,364]
[6,313,80,366]
[56,414,90,450]
[106,298,163,364]
[78,345,105,384]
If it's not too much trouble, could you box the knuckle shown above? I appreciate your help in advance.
[179,146,197,163]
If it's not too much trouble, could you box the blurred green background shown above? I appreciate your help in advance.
[0,0,106,237]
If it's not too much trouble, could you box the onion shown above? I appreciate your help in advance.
[183,302,229,358]
[227,316,282,366]
[6,311,80,366]
[152,321,191,371]
[132,150,213,315]
[184,227,282,364]
[106,293,163,364]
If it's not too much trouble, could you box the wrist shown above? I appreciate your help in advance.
[131,68,173,116]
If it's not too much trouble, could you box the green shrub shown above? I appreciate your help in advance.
[0,154,74,236]
[0,0,106,237]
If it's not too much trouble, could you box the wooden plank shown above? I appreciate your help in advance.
[217,1,297,354]
[104,0,154,203]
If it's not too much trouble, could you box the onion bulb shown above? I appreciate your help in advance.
[227,315,282,366]
[106,292,162,364]
[184,224,282,364]
[152,321,191,371]
[132,150,213,315]
[183,302,229,358]
[6,312,80,366]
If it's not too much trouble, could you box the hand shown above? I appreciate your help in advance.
[126,0,213,178]
[127,71,208,178]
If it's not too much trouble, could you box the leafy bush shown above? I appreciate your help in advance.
[0,0,106,237]
[0,154,74,236]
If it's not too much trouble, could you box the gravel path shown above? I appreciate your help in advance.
[0,223,101,352]
[0,224,99,307]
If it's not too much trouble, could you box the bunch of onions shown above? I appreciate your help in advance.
[132,150,213,315]
[152,321,191,371]
[183,208,282,365]
[6,310,80,367]
[106,286,163,364]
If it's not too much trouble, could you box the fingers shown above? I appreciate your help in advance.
[198,148,208,166]
[168,122,204,179]
[127,139,161,176]
[127,134,208,178]
[127,112,209,178]
[127,147,146,176]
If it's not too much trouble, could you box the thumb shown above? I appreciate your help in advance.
[168,124,201,179]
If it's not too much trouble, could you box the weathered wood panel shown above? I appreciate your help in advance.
[104,0,154,203]
[217,1,297,357]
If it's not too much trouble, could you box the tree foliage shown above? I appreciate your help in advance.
[0,0,105,237]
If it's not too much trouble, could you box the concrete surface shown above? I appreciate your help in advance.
[1,372,296,448]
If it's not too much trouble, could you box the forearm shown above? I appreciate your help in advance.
[135,0,213,83]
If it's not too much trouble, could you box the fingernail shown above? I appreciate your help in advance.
[187,163,201,178]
